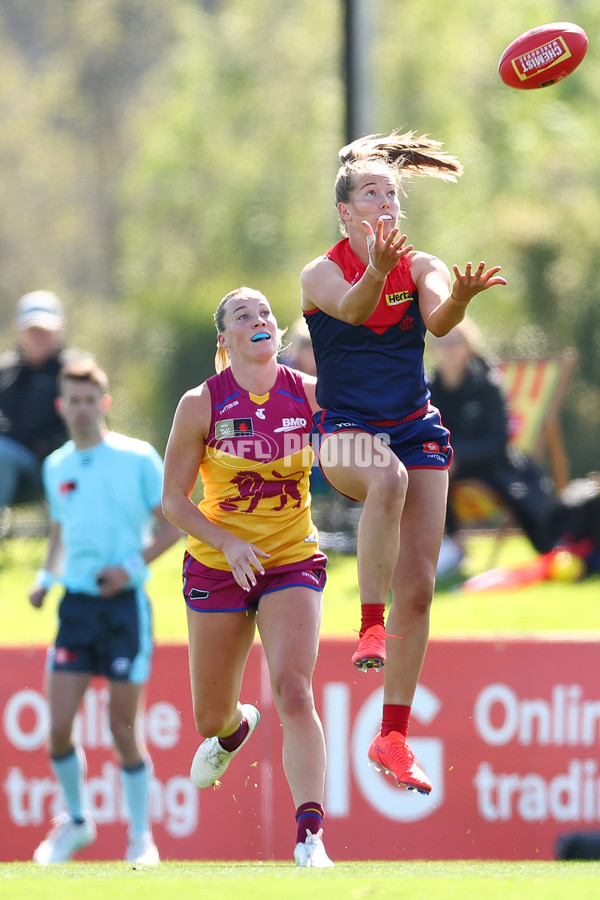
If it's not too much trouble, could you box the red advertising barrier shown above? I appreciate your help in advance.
[2,637,600,862]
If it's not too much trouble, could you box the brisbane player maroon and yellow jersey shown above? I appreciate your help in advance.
[186,364,320,570]
[305,238,430,422]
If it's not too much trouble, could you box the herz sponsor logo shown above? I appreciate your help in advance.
[385,290,412,306]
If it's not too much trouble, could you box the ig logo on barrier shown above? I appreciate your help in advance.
[324,683,443,821]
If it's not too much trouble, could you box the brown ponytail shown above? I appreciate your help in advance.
[335,130,463,208]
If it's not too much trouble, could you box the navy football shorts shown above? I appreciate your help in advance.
[311,404,453,472]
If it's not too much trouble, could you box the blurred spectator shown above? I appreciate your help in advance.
[0,291,89,518]
[429,319,600,577]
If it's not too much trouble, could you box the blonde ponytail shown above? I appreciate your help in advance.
[214,344,230,374]
[334,130,464,218]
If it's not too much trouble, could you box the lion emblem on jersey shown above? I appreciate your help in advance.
[219,469,304,513]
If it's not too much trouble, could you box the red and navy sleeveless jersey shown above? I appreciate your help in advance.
[305,238,431,421]
[187,364,320,570]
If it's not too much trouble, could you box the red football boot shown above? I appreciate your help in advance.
[368,730,432,794]
[351,624,386,672]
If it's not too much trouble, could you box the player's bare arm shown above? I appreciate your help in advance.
[413,251,506,336]
[28,521,62,609]
[298,372,320,415]
[301,219,412,326]
[162,384,269,590]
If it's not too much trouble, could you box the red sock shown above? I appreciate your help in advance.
[360,603,385,636]
[381,703,411,738]
[295,802,324,844]
[218,717,249,752]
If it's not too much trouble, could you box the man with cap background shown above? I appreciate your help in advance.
[0,291,90,520]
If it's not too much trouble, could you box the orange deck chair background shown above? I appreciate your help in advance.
[449,348,579,542]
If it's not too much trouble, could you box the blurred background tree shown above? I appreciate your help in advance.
[0,0,598,477]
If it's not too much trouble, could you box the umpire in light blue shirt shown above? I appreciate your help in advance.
[28,358,181,866]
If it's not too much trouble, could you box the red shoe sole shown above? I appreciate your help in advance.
[369,759,432,794]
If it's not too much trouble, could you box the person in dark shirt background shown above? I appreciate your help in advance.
[429,318,600,577]
[0,291,89,518]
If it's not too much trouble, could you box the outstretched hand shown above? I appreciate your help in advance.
[451,261,507,303]
[362,217,413,278]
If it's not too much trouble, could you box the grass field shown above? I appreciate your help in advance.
[1,533,599,645]
[2,861,600,900]
[2,534,600,897]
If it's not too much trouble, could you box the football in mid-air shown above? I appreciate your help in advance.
[498,22,588,89]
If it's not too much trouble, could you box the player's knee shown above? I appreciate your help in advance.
[411,591,434,617]
[193,706,234,739]
[394,581,434,617]
[367,464,407,511]
[271,671,312,719]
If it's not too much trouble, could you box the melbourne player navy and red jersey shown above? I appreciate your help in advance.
[305,238,452,470]
[306,238,429,420]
